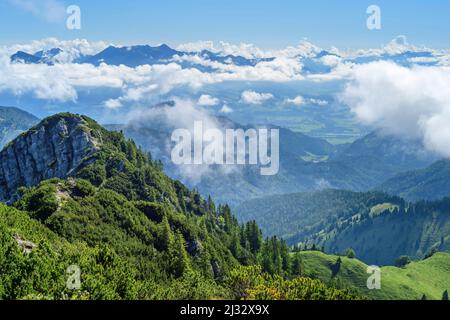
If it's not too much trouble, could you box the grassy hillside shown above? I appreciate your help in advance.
[298,251,450,300]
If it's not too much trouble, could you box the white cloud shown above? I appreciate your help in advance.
[320,54,341,67]
[198,94,219,106]
[284,96,305,106]
[176,41,268,59]
[275,39,321,58]
[241,90,274,105]
[0,55,77,101]
[219,104,233,113]
[309,98,328,106]
[104,99,122,109]
[174,54,304,81]
[340,61,450,157]
[8,0,66,23]
[123,98,239,183]
[284,96,328,107]
[176,41,215,53]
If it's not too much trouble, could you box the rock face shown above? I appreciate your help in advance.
[0,114,99,203]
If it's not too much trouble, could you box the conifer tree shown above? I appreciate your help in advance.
[170,231,191,278]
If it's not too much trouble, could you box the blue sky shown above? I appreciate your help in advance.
[1,0,450,49]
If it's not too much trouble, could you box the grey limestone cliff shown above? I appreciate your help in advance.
[0,114,99,202]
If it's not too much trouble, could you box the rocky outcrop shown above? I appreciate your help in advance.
[14,234,36,254]
[0,114,99,203]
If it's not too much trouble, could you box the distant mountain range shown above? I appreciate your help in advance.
[331,131,439,186]
[10,43,441,70]
[10,44,273,69]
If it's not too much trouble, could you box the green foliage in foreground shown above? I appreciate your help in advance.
[227,265,361,300]
[1,197,358,300]
[298,250,450,300]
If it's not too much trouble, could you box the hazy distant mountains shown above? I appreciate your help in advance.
[0,106,39,148]
[236,189,450,265]
[10,44,273,69]
[103,104,440,205]
[332,131,439,186]
[378,159,450,201]
[10,43,441,70]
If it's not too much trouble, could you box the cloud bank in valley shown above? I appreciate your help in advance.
[123,98,240,183]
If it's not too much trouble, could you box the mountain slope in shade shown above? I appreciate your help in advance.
[332,131,439,187]
[378,159,450,201]
[235,189,396,241]
[237,189,450,265]
[0,106,39,149]
[305,196,450,265]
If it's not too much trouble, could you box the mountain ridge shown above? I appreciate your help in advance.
[378,159,450,201]
[0,113,99,203]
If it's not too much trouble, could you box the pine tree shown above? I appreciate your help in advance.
[230,231,241,259]
[260,241,274,274]
[246,221,262,253]
[291,253,304,277]
[160,216,174,251]
[170,231,191,278]
[280,239,290,275]
[331,257,342,277]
